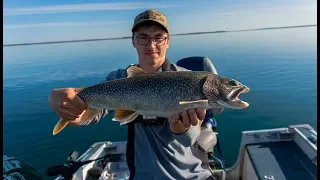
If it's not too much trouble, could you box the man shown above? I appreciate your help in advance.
[49,9,219,180]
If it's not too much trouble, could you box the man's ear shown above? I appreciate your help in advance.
[166,37,170,48]
[132,37,136,48]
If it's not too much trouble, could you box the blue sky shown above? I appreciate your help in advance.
[4,0,317,44]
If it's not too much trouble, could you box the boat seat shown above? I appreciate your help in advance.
[176,56,222,175]
[176,56,218,74]
[246,141,317,180]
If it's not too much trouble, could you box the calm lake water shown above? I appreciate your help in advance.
[3,26,317,178]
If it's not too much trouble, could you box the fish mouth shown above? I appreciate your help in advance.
[219,86,250,109]
[230,86,250,108]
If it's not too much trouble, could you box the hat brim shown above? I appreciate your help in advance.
[131,19,169,33]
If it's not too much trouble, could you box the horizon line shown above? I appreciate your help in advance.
[3,24,316,47]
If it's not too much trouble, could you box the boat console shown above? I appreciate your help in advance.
[227,124,317,180]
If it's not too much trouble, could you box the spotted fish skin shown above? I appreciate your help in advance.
[77,71,210,113]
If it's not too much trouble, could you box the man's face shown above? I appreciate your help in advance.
[132,24,170,66]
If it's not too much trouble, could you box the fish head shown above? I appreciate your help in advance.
[203,74,250,109]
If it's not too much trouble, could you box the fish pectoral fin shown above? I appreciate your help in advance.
[53,118,69,135]
[127,66,145,77]
[52,107,101,135]
[113,108,139,125]
[179,99,209,105]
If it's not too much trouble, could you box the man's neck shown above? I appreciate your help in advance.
[138,58,166,73]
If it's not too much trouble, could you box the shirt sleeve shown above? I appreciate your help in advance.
[170,125,200,147]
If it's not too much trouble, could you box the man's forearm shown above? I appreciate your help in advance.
[171,125,200,147]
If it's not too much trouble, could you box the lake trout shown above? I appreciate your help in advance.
[52,66,250,135]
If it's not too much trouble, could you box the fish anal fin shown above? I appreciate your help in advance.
[127,66,145,77]
[114,108,138,125]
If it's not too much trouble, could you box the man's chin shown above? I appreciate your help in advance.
[144,55,159,62]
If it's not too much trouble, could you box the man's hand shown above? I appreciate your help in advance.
[48,88,88,125]
[168,108,206,134]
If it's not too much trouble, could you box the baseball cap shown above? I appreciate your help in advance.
[132,9,169,33]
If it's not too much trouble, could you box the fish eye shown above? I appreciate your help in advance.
[229,80,238,86]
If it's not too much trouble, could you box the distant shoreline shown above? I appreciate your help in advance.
[3,24,316,47]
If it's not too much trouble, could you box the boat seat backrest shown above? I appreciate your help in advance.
[176,56,218,74]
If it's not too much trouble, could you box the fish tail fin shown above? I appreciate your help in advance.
[113,108,139,125]
[53,118,69,135]
[52,107,101,135]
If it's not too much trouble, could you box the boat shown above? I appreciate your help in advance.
[47,123,316,180]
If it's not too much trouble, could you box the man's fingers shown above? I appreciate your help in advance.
[169,113,180,126]
[72,94,88,111]
[168,108,204,134]
[196,108,206,120]
[187,109,199,126]
[61,101,83,115]
[58,108,80,121]
[181,111,191,128]
[69,104,83,115]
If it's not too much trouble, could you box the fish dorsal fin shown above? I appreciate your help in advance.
[127,66,145,77]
